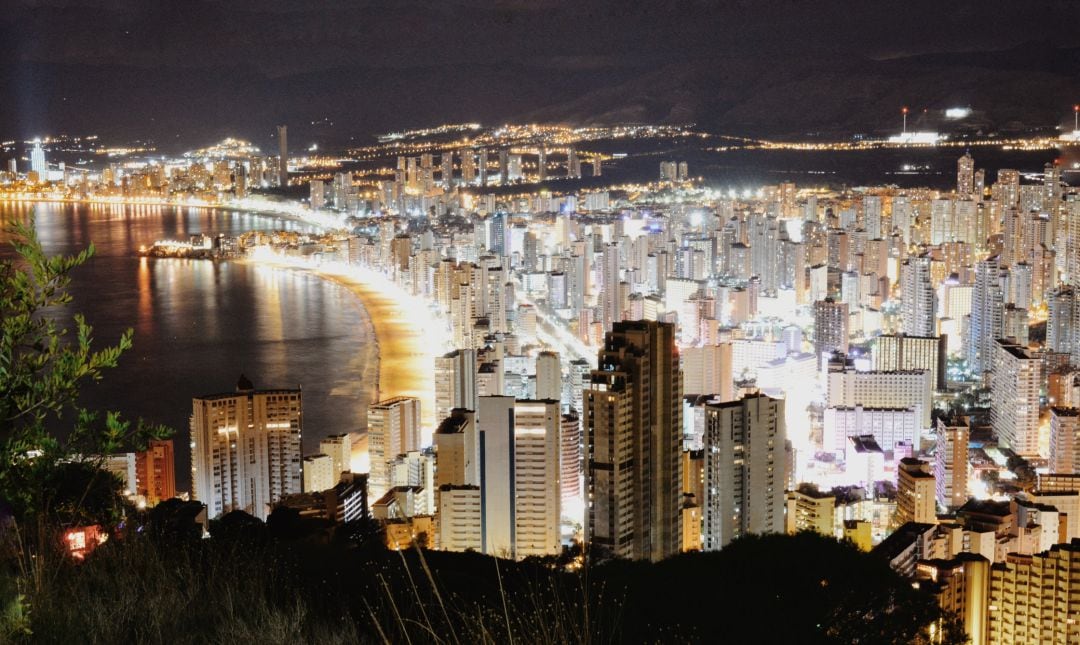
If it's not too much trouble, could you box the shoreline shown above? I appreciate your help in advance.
[0,195,340,231]
[235,255,442,447]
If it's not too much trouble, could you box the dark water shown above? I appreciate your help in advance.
[0,202,373,491]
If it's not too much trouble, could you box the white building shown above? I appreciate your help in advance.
[827,368,933,428]
[190,376,302,520]
[990,340,1041,457]
[367,396,422,501]
[703,393,786,550]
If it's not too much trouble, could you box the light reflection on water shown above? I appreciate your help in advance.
[0,201,374,492]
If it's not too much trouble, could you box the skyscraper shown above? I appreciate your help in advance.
[535,350,562,402]
[895,457,936,526]
[934,417,969,510]
[30,140,46,178]
[957,151,975,198]
[478,149,489,186]
[813,298,849,366]
[990,339,1041,457]
[477,397,561,559]
[537,146,547,182]
[968,258,1004,374]
[567,148,581,179]
[276,125,288,188]
[1049,407,1080,474]
[584,320,682,561]
[367,396,421,500]
[190,375,302,520]
[901,255,936,337]
[703,393,786,550]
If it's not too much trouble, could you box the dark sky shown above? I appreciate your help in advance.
[2,0,1079,150]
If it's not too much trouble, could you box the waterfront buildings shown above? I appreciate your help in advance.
[190,375,303,520]
[367,396,422,501]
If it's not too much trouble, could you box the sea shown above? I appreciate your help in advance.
[0,201,375,491]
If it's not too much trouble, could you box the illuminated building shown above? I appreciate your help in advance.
[843,519,872,551]
[822,405,917,455]
[585,320,682,562]
[30,140,46,177]
[785,486,835,537]
[703,393,786,550]
[813,298,848,366]
[477,397,561,559]
[560,412,582,511]
[989,340,1041,457]
[896,458,937,527]
[303,453,335,492]
[968,259,1005,374]
[567,148,581,179]
[957,151,975,198]
[827,367,934,429]
[901,255,936,337]
[1049,407,1080,474]
[934,416,970,511]
[190,375,302,520]
[681,342,734,402]
[276,125,288,187]
[872,334,947,390]
[914,555,989,645]
[367,396,422,501]
[135,439,176,507]
[535,350,561,402]
[986,541,1080,645]
[319,433,352,482]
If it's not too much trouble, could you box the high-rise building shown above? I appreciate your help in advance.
[987,542,1080,645]
[367,396,421,500]
[435,348,478,423]
[30,140,46,177]
[498,149,509,186]
[309,179,326,209]
[703,393,787,550]
[567,148,581,179]
[190,375,302,520]
[863,195,883,239]
[989,339,1041,457]
[535,350,562,402]
[477,397,561,559]
[303,454,335,492]
[537,147,547,182]
[901,255,936,337]
[957,151,975,198]
[873,334,947,390]
[813,298,849,366]
[1049,407,1080,474]
[319,433,352,483]
[934,417,970,510]
[560,412,582,512]
[276,125,288,188]
[584,320,682,561]
[135,439,176,507]
[681,342,734,401]
[441,151,453,189]
[895,457,937,527]
[478,149,489,186]
[968,258,1005,374]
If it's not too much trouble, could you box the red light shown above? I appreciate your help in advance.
[902,107,909,114]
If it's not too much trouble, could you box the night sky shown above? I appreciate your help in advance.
[2,0,1080,150]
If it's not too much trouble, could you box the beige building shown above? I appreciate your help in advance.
[990,340,1042,457]
[934,416,970,510]
[896,458,937,527]
[1049,406,1080,473]
[302,454,335,493]
[319,433,352,483]
[785,486,836,537]
[190,375,302,520]
[367,396,421,500]
[987,541,1080,645]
